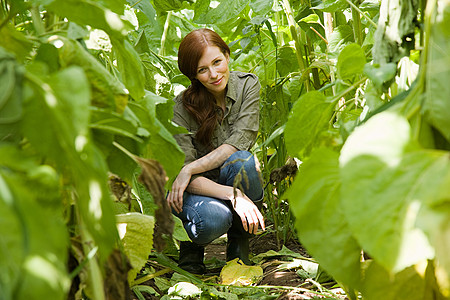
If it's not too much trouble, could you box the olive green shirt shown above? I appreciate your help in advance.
[172,71,260,181]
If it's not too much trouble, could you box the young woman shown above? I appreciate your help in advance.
[167,28,265,274]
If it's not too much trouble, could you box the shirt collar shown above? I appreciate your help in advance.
[225,71,238,103]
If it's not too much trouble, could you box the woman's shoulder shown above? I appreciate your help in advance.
[231,71,259,81]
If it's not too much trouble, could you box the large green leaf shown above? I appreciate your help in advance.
[111,38,145,100]
[22,67,117,260]
[0,25,33,62]
[194,0,249,24]
[57,37,128,113]
[340,112,436,273]
[336,43,366,82]
[285,148,362,289]
[327,25,354,54]
[361,261,428,300]
[47,0,131,40]
[285,91,335,159]
[0,146,70,300]
[0,48,23,142]
[135,91,185,181]
[311,0,347,12]
[277,46,299,77]
[423,0,450,142]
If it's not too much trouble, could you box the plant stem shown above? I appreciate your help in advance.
[281,0,311,92]
[159,11,171,56]
[30,4,45,36]
[133,268,172,286]
[345,0,378,28]
[350,0,363,46]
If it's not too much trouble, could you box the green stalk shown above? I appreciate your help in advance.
[30,4,45,36]
[281,0,311,91]
[159,11,172,56]
[350,0,363,46]
[346,0,378,28]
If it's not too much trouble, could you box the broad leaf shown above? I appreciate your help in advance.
[194,0,249,24]
[361,261,428,300]
[328,25,354,54]
[220,258,263,286]
[423,1,450,141]
[277,46,299,77]
[285,91,334,159]
[47,0,131,40]
[311,0,347,12]
[111,38,145,100]
[117,213,155,284]
[340,112,435,273]
[285,148,362,288]
[337,43,366,81]
[363,63,397,92]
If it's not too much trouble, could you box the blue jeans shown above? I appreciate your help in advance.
[174,151,264,246]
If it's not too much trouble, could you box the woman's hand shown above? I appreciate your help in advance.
[232,190,265,234]
[167,166,192,213]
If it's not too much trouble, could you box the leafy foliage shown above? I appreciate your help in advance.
[1,0,449,298]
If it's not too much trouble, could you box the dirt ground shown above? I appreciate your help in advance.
[129,228,347,299]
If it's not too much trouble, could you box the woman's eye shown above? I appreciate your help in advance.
[198,68,207,74]
[214,60,221,65]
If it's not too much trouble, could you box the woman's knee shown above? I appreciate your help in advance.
[184,201,233,245]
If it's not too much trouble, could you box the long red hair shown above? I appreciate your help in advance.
[177,29,230,147]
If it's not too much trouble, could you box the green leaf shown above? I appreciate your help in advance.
[361,261,428,300]
[336,43,366,81]
[112,38,145,100]
[249,0,273,15]
[340,112,436,273]
[0,25,33,62]
[423,1,450,141]
[220,258,263,286]
[277,46,299,77]
[57,37,128,113]
[285,91,334,158]
[0,150,70,300]
[117,213,155,284]
[137,91,185,181]
[47,0,131,40]
[22,67,117,260]
[328,25,354,53]
[0,49,24,142]
[363,63,397,92]
[194,0,249,24]
[311,0,347,12]
[151,0,185,12]
[285,148,362,289]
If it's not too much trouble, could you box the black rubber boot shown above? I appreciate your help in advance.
[178,241,206,275]
[226,237,252,265]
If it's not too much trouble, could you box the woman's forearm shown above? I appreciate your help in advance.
[186,176,236,201]
[184,143,237,176]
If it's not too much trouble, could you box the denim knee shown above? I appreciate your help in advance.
[177,195,234,246]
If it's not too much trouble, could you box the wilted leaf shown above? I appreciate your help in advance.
[220,259,263,286]
[135,157,173,252]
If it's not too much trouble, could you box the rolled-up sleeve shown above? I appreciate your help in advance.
[223,75,260,151]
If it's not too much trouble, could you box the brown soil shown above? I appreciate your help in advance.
[129,230,347,300]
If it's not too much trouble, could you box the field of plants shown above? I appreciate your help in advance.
[1,0,449,299]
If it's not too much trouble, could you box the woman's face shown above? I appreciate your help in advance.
[195,45,230,100]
